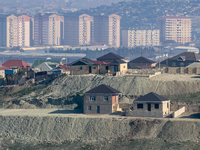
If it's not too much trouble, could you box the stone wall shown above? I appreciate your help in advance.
[172,107,185,118]
[126,110,163,118]
[163,67,200,74]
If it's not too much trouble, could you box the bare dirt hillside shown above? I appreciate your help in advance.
[0,109,200,148]
[2,74,200,108]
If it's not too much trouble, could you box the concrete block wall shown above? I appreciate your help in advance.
[172,107,185,118]
[126,110,163,118]
[163,67,200,75]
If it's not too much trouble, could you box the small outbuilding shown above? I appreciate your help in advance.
[127,92,170,118]
[84,84,122,114]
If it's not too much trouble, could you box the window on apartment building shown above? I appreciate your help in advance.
[137,103,143,109]
[104,96,108,101]
[90,96,96,101]
[80,66,82,70]
[93,67,96,69]
[155,104,159,109]
[88,106,91,111]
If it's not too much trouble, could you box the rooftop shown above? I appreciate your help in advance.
[2,60,31,68]
[85,84,121,94]
[97,52,124,61]
[134,92,169,102]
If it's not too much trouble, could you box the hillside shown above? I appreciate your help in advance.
[68,0,200,30]
[2,74,200,109]
[0,110,200,149]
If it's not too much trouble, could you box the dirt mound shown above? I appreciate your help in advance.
[0,114,200,144]
[3,74,200,108]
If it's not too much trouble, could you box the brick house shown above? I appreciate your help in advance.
[160,52,200,67]
[70,52,127,75]
[127,92,170,118]
[128,56,156,69]
[84,84,122,114]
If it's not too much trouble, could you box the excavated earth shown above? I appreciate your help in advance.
[6,73,200,109]
[0,109,200,149]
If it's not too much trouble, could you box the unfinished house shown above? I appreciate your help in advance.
[70,52,127,75]
[128,56,156,69]
[160,52,200,67]
[97,52,127,73]
[126,92,170,118]
[84,84,122,114]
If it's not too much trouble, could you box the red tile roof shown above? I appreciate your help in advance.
[2,60,31,68]
[59,65,71,71]
[0,66,10,70]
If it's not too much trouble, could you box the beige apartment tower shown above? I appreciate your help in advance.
[64,14,93,46]
[6,14,30,47]
[6,15,18,47]
[34,13,64,46]
[122,29,160,47]
[93,14,120,47]
[158,15,191,44]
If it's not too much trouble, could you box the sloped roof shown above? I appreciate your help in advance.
[187,62,200,67]
[85,84,121,94]
[70,57,108,66]
[97,52,124,61]
[35,62,59,71]
[161,52,200,64]
[109,59,126,65]
[129,56,155,64]
[32,60,60,67]
[70,57,93,66]
[0,66,10,70]
[134,92,169,102]
[2,60,30,68]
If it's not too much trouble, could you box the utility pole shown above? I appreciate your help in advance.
[65,48,67,70]
[159,45,161,70]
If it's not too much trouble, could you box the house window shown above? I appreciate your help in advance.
[106,66,109,70]
[104,96,108,101]
[167,103,169,108]
[137,103,143,109]
[90,96,96,101]
[180,62,184,67]
[88,106,91,111]
[80,66,82,70]
[172,62,176,67]
[124,66,126,68]
[155,104,159,109]
[93,67,96,69]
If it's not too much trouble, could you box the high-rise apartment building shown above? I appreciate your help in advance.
[6,15,18,47]
[122,29,160,47]
[34,13,63,46]
[158,15,191,44]
[93,14,120,47]
[0,14,31,47]
[0,15,7,47]
[64,14,93,46]
[17,15,30,47]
